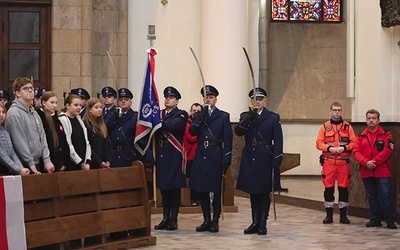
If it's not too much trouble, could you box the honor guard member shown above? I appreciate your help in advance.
[235,88,283,235]
[154,86,188,231]
[189,85,233,233]
[316,102,356,224]
[0,90,10,107]
[71,88,90,116]
[34,88,46,108]
[101,86,117,120]
[105,88,144,167]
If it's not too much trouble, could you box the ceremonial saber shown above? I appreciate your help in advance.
[107,51,119,91]
[272,167,276,220]
[189,47,207,106]
[242,47,257,106]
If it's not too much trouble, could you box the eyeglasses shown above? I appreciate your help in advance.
[331,109,342,112]
[20,86,34,92]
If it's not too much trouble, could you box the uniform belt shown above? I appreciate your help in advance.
[202,141,223,148]
[113,145,133,151]
[248,140,272,147]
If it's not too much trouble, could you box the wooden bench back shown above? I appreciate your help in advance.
[22,162,156,249]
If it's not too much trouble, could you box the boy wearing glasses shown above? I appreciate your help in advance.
[316,102,356,225]
[5,77,54,174]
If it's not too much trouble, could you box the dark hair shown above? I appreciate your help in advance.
[41,91,59,147]
[190,102,203,110]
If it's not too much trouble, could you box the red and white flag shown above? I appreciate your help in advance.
[0,176,26,250]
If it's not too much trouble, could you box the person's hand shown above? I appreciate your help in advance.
[201,105,210,118]
[81,163,90,170]
[336,147,345,154]
[19,168,30,176]
[366,160,376,170]
[248,107,258,120]
[101,162,110,168]
[29,165,41,174]
[59,165,67,171]
[328,147,337,154]
[113,107,122,119]
[193,111,204,123]
[44,162,55,173]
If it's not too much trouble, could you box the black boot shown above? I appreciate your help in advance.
[244,201,259,234]
[166,208,179,230]
[196,209,211,232]
[339,207,350,224]
[209,213,220,233]
[257,210,268,235]
[154,207,170,230]
[323,208,333,224]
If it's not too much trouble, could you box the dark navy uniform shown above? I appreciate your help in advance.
[105,108,143,167]
[101,86,117,120]
[155,107,188,190]
[188,84,233,233]
[105,88,145,168]
[234,87,283,235]
[235,108,283,194]
[189,108,233,192]
[153,86,188,231]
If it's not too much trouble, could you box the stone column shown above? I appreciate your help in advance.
[201,0,248,121]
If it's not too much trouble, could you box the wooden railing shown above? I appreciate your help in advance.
[22,161,156,249]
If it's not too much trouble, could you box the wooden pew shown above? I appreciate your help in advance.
[22,162,156,249]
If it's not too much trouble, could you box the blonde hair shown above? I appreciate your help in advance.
[82,98,108,139]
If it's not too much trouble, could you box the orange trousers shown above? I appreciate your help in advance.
[321,162,350,188]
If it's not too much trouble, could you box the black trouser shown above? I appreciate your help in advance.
[199,191,221,216]
[185,160,199,203]
[161,188,181,209]
[250,193,271,220]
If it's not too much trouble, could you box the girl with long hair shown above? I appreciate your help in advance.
[0,104,30,175]
[58,94,91,170]
[82,98,110,169]
[36,91,69,171]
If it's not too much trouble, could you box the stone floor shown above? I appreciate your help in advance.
[136,177,400,250]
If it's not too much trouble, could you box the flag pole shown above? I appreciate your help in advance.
[148,25,157,208]
[152,136,157,208]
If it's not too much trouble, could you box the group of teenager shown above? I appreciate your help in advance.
[0,76,285,236]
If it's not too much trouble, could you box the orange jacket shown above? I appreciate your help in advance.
[316,119,357,162]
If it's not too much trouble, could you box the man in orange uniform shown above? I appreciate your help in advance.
[316,102,356,224]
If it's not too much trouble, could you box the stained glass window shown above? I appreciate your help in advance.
[271,0,341,22]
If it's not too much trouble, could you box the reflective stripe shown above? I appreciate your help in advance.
[338,201,349,209]
[324,201,334,208]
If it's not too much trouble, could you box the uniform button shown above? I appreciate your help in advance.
[203,156,206,159]
[252,158,255,161]
[253,148,255,151]
[161,155,163,157]
[118,156,121,158]
[117,137,120,139]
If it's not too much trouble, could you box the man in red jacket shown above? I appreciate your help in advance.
[353,109,397,229]
[184,103,202,206]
